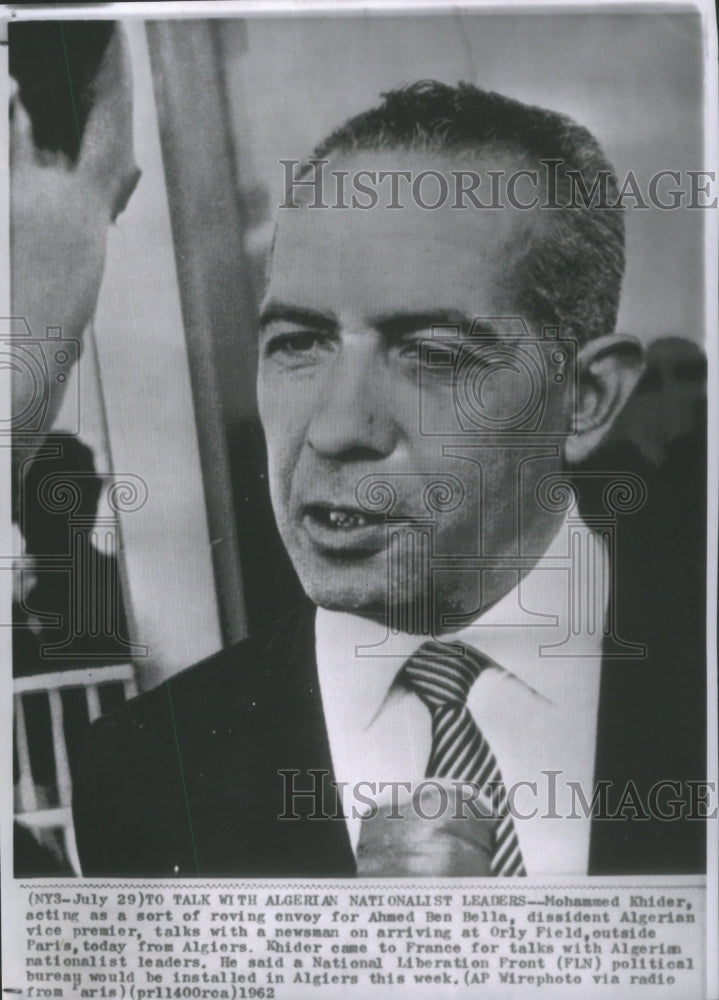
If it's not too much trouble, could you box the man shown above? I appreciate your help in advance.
[73,82,706,877]
[10,19,141,874]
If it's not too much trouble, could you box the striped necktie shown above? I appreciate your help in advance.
[401,638,527,877]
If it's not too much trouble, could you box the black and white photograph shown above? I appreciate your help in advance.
[2,1,717,997]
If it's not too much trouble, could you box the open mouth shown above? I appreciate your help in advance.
[304,503,385,530]
[300,503,390,555]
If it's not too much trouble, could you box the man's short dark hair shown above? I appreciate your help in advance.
[310,80,625,344]
[9,20,116,162]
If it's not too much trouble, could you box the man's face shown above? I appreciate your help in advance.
[258,151,570,627]
[10,27,140,436]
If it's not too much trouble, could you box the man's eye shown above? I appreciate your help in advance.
[263,331,334,366]
[398,339,460,371]
[397,341,500,386]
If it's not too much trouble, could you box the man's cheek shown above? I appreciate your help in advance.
[267,443,298,521]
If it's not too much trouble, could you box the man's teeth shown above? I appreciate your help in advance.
[327,509,367,528]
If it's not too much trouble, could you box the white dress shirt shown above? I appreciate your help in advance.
[315,519,607,875]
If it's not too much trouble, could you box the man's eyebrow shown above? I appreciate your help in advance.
[258,302,338,332]
[372,310,497,338]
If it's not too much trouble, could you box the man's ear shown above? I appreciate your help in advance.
[564,334,644,464]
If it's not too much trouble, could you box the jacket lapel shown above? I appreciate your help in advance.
[182,602,355,876]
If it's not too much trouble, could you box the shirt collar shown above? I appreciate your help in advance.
[315,607,417,731]
[445,518,607,701]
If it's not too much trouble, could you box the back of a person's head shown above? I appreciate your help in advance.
[9,20,116,162]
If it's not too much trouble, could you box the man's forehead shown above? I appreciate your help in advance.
[268,148,540,316]
[291,145,535,205]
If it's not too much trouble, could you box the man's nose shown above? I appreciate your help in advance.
[307,348,399,460]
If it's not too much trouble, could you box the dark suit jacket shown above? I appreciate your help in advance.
[74,601,355,877]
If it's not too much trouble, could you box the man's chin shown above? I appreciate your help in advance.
[299,574,388,623]
[296,567,436,630]
[285,537,433,625]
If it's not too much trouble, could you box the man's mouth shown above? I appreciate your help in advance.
[301,503,388,553]
[306,504,379,529]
